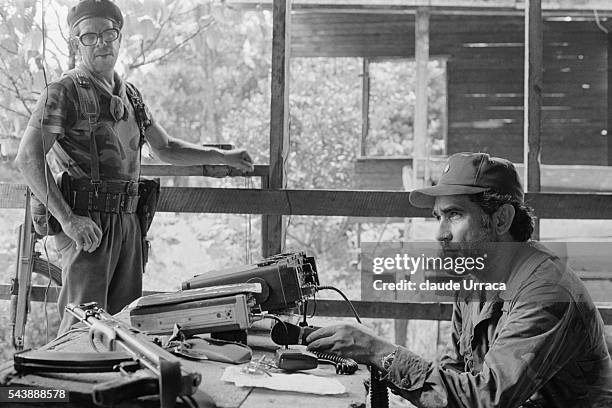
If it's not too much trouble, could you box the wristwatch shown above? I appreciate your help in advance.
[380,348,399,372]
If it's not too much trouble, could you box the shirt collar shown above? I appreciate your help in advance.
[77,66,129,121]
[77,65,126,100]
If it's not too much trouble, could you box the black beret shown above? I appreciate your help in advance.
[67,0,124,30]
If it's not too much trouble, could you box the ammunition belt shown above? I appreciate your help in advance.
[68,179,140,214]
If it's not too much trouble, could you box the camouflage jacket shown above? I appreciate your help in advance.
[383,243,612,408]
[27,67,153,182]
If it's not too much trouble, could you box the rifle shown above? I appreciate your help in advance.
[9,189,36,351]
[65,302,202,408]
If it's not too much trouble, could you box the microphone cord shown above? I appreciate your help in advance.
[310,350,358,375]
[315,285,361,324]
[314,285,388,408]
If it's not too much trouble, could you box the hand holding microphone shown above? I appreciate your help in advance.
[270,321,319,346]
[270,322,358,374]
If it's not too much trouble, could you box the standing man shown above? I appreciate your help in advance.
[307,152,612,407]
[15,0,254,334]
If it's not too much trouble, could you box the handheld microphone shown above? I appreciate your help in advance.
[270,322,319,346]
[270,322,358,375]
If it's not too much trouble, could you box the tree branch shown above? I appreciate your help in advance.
[286,230,314,252]
[140,3,178,55]
[47,53,64,75]
[0,103,29,118]
[34,22,69,59]
[0,81,19,95]
[128,18,215,70]
[0,43,18,55]
[0,56,32,116]
[129,0,181,66]
[52,4,69,44]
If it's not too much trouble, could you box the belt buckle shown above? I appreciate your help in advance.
[119,194,126,213]
[91,180,101,198]
[126,180,138,196]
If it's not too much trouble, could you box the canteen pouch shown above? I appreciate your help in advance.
[30,172,71,236]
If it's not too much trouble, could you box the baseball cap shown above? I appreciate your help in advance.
[409,152,524,208]
[67,0,124,30]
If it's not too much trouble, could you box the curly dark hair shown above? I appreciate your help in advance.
[469,191,535,242]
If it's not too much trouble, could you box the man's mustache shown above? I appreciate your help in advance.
[94,49,114,57]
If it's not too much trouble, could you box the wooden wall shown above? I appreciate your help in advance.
[291,13,610,165]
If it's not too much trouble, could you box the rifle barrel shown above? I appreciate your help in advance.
[65,302,202,398]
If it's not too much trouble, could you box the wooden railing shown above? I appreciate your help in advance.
[2,164,612,324]
[1,284,611,325]
[2,182,612,218]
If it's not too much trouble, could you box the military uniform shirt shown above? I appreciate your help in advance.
[382,243,612,408]
[27,69,152,181]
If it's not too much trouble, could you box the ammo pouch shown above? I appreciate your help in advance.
[136,178,160,266]
[30,172,72,236]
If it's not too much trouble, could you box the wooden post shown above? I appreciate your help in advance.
[413,7,430,178]
[441,59,448,156]
[360,58,370,157]
[608,33,612,165]
[524,0,542,240]
[260,174,270,258]
[357,59,369,268]
[397,7,430,349]
[263,0,291,258]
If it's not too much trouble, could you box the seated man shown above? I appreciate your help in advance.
[307,152,612,407]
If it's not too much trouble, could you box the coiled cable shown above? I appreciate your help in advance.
[311,351,358,375]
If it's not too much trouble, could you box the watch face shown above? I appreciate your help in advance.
[381,349,398,371]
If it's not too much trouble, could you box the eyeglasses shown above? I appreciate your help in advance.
[78,28,120,47]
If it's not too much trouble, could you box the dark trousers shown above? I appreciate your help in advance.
[55,212,143,335]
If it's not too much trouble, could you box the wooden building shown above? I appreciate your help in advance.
[238,0,612,167]
[291,12,610,165]
[236,0,612,195]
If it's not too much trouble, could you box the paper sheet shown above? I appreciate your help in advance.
[221,365,346,395]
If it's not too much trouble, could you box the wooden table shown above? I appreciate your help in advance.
[0,328,368,408]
